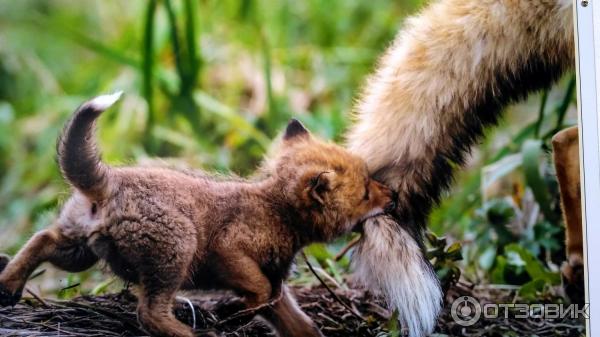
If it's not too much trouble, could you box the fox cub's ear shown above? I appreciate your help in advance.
[284,118,309,141]
[305,171,331,205]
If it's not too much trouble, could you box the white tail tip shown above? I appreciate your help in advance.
[352,216,443,337]
[88,91,124,110]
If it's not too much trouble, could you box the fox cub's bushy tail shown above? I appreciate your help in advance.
[57,92,122,200]
[347,0,574,336]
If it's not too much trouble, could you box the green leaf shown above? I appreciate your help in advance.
[91,277,117,295]
[386,309,401,337]
[505,251,527,268]
[426,231,439,245]
[436,266,451,281]
[445,242,463,261]
[479,246,497,271]
[518,278,548,300]
[491,255,508,283]
[325,259,345,286]
[505,244,560,285]
[304,243,333,264]
[485,199,515,227]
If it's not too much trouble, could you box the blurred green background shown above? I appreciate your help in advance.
[0,0,577,305]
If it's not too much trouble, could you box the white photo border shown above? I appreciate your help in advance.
[574,0,597,335]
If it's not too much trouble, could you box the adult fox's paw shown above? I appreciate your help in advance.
[561,255,585,306]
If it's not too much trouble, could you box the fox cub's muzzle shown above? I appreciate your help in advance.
[368,180,396,215]
[384,190,399,214]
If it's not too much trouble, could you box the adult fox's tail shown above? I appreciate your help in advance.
[57,92,122,201]
[347,1,574,336]
[352,216,441,336]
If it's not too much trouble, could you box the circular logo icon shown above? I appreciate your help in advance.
[451,296,482,326]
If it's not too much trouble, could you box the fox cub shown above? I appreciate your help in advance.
[0,93,395,337]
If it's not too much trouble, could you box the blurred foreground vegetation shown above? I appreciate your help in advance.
[0,0,578,313]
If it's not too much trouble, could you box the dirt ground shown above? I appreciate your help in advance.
[0,284,585,337]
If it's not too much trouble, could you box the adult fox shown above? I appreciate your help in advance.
[347,1,575,336]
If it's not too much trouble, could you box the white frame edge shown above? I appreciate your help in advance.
[574,0,596,335]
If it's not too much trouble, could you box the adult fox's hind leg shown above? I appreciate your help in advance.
[0,225,98,306]
[552,126,584,304]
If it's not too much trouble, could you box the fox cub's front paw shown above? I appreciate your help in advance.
[0,283,21,307]
[0,254,22,307]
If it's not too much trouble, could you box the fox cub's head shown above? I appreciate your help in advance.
[268,119,396,241]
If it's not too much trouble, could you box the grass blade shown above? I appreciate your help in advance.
[534,89,548,138]
[184,0,201,88]
[142,0,158,153]
[193,91,270,149]
[549,74,576,137]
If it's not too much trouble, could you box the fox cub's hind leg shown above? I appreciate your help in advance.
[120,219,197,337]
[137,277,194,337]
[136,252,196,337]
[0,226,98,306]
[216,252,272,309]
[552,126,584,305]
[215,250,323,337]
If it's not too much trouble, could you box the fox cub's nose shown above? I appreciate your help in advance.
[384,190,398,214]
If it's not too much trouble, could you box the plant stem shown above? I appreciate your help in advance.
[551,75,576,136]
[184,0,201,89]
[142,0,158,153]
[165,0,189,94]
[534,89,548,138]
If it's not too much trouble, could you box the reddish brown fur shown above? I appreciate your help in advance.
[552,126,584,304]
[0,101,394,337]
